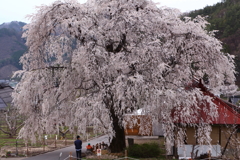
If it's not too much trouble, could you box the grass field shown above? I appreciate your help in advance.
[0,126,102,157]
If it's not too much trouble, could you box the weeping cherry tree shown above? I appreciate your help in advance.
[12,0,236,152]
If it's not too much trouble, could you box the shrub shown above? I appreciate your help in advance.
[127,143,161,158]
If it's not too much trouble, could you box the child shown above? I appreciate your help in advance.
[86,143,93,152]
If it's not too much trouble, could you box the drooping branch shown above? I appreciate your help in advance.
[59,129,69,138]
[221,126,237,156]
[75,79,100,94]
[0,110,25,138]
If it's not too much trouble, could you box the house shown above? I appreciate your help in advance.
[172,81,240,158]
[228,92,240,105]
[173,81,240,144]
[0,82,13,110]
[125,80,240,158]
[124,115,153,136]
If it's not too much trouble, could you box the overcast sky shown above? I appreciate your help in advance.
[0,0,222,24]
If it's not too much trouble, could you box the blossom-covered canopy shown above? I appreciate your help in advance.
[12,0,236,152]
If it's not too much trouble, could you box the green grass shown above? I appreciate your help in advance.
[0,135,19,142]
[0,125,102,149]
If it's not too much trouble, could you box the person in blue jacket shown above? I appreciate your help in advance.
[74,135,82,159]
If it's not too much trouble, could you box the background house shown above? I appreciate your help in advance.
[124,115,153,136]
[125,81,240,158]
[228,92,240,106]
[176,82,240,146]
[0,82,13,110]
[172,81,240,158]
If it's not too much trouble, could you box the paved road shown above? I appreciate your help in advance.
[21,135,110,160]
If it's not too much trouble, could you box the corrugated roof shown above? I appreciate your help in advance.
[173,80,240,125]
[0,83,13,110]
[0,97,6,109]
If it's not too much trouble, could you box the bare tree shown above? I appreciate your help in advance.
[0,105,24,138]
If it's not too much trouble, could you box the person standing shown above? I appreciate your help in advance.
[74,135,82,160]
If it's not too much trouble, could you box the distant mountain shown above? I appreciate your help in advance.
[0,21,26,32]
[0,21,27,79]
[187,0,240,86]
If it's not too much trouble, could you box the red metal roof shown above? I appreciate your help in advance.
[173,80,240,124]
[213,96,240,124]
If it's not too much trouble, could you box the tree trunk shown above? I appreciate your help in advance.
[9,133,14,138]
[109,105,126,153]
[0,128,15,138]
[109,118,126,153]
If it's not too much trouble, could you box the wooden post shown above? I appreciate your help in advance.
[16,140,18,156]
[125,149,128,160]
[55,135,58,148]
[69,152,72,160]
[208,150,211,160]
[219,125,222,145]
[26,143,29,157]
[43,137,45,152]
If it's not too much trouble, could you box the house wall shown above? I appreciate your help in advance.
[220,126,240,147]
[186,127,196,144]
[152,121,164,136]
[211,125,220,145]
[184,125,240,149]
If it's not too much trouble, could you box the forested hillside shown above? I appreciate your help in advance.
[0,21,27,79]
[187,0,240,85]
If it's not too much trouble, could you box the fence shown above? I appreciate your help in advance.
[0,138,74,157]
[0,132,101,157]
